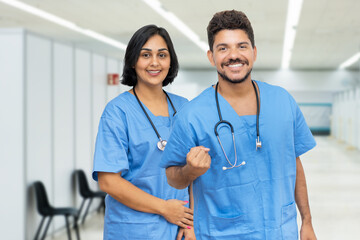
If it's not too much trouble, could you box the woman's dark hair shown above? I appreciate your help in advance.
[121,24,179,87]
[207,10,255,51]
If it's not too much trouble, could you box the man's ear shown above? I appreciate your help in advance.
[253,45,257,62]
[207,50,215,66]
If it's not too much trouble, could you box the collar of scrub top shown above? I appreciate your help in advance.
[133,87,176,151]
[214,80,261,170]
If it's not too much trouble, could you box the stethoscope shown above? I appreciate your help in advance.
[133,87,176,151]
[214,80,261,170]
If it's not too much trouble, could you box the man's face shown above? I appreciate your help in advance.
[207,29,257,84]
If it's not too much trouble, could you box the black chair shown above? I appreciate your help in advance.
[75,169,106,224]
[33,181,80,240]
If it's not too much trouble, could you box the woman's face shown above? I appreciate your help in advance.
[135,34,171,88]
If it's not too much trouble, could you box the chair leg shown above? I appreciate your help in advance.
[81,198,93,224]
[96,197,105,213]
[77,199,86,221]
[65,215,72,240]
[33,216,46,240]
[73,215,81,240]
[40,216,53,240]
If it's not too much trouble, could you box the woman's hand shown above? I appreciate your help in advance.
[161,199,193,228]
[177,227,196,240]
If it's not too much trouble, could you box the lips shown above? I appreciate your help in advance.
[147,70,161,75]
[227,63,243,68]
[222,59,248,68]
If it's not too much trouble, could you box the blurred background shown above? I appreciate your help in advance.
[0,0,359,239]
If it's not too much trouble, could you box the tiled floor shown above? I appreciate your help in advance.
[53,136,360,240]
[52,213,104,240]
[301,136,360,240]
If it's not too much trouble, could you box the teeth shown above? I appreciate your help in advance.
[228,63,243,68]
[148,70,160,73]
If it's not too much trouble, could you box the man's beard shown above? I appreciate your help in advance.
[217,67,252,84]
[217,58,252,84]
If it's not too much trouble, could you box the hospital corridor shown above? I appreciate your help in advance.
[1,0,360,240]
[50,136,360,240]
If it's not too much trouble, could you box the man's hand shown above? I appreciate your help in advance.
[300,221,317,240]
[185,146,211,179]
[165,146,211,189]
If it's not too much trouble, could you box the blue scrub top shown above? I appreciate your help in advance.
[93,91,189,240]
[160,81,316,240]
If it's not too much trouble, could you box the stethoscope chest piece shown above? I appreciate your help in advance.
[133,87,177,152]
[256,136,262,150]
[157,139,167,151]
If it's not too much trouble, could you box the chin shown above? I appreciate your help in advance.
[218,68,252,84]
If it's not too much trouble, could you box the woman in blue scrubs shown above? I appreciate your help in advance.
[93,25,195,240]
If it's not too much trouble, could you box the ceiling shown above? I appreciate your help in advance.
[0,0,359,70]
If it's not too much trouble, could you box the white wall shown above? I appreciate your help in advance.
[92,55,107,154]
[0,29,26,240]
[74,49,93,209]
[25,33,53,238]
[53,42,75,229]
[357,88,360,150]
[0,29,122,240]
[332,87,360,150]
[106,58,122,102]
[74,49,92,171]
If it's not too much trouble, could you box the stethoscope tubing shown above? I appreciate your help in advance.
[133,87,176,142]
[214,80,261,169]
[214,80,260,138]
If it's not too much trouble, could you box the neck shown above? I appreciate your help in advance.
[217,77,253,99]
[133,82,165,102]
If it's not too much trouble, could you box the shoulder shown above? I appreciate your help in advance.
[175,86,214,118]
[102,91,132,120]
[163,92,189,114]
[257,81,299,119]
[257,80,295,104]
[256,80,290,96]
[165,92,188,105]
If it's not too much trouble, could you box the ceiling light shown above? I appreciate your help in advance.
[339,52,360,69]
[281,0,304,69]
[0,0,127,50]
[141,0,208,52]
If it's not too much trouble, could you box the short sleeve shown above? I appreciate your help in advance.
[290,96,317,157]
[92,108,129,181]
[160,111,196,168]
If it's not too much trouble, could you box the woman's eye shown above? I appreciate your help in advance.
[142,53,150,58]
[159,53,167,58]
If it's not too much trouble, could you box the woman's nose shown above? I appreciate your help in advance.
[150,56,159,66]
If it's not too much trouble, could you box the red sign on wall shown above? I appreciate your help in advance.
[107,73,119,85]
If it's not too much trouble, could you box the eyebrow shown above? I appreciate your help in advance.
[141,48,169,51]
[215,41,249,48]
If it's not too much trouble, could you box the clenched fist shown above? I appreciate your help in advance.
[185,146,211,179]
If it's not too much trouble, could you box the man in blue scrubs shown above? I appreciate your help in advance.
[160,10,317,239]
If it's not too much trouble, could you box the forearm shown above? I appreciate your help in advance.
[189,182,194,209]
[177,184,197,240]
[98,172,166,215]
[295,157,312,224]
[166,165,198,189]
